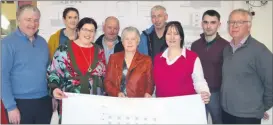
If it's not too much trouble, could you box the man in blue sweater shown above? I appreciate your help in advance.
[221,9,272,124]
[1,4,52,124]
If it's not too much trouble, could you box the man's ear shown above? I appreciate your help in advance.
[102,22,106,33]
[217,22,222,30]
[165,13,168,21]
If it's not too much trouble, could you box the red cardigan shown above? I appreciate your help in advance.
[153,49,198,97]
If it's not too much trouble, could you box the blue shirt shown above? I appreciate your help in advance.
[1,28,49,111]
[102,37,119,64]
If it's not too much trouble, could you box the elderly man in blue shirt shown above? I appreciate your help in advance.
[1,4,52,124]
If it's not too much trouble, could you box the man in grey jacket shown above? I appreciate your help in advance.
[221,8,272,124]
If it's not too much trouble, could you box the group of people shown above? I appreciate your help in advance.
[1,4,272,124]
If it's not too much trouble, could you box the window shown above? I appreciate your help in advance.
[1,2,17,36]
[1,1,37,37]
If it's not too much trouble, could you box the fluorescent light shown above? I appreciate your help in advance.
[1,15,10,30]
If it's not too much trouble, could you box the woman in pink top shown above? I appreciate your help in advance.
[153,21,210,104]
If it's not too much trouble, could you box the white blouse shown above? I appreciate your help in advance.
[160,47,210,95]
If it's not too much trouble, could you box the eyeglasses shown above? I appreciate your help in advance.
[227,20,250,26]
[81,28,94,33]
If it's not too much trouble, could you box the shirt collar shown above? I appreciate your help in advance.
[230,34,249,47]
[15,27,39,41]
[161,46,187,59]
[102,36,119,49]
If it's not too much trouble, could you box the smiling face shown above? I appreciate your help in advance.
[17,9,40,37]
[151,9,168,30]
[63,10,79,30]
[228,12,251,42]
[78,23,96,44]
[122,31,139,53]
[165,25,182,49]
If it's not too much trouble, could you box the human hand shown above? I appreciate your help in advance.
[53,88,67,100]
[263,112,270,120]
[144,93,152,98]
[201,91,210,104]
[118,92,126,97]
[8,108,20,124]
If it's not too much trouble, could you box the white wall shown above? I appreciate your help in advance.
[37,1,235,49]
[232,3,273,123]
[232,1,272,51]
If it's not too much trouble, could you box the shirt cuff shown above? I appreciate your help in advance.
[6,104,17,112]
[194,83,211,95]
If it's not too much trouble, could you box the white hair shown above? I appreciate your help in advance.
[151,5,167,15]
[229,8,252,26]
[16,4,40,20]
[121,26,140,42]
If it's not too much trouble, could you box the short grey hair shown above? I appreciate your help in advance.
[121,26,140,42]
[229,8,253,22]
[16,4,41,20]
[151,5,167,15]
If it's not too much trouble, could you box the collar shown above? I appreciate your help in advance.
[200,32,219,43]
[15,27,39,41]
[230,34,250,47]
[102,36,119,49]
[116,51,142,72]
[161,46,187,59]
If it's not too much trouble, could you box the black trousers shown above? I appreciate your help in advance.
[6,95,53,124]
[222,110,261,124]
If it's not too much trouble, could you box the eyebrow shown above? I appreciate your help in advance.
[83,28,94,30]
[203,21,217,23]
[67,15,78,18]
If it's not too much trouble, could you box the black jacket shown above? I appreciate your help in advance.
[95,34,124,53]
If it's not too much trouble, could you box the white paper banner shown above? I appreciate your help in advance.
[62,93,207,124]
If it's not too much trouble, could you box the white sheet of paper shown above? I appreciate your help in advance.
[62,93,207,124]
[262,108,272,124]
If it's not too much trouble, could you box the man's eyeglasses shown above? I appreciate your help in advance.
[227,20,250,26]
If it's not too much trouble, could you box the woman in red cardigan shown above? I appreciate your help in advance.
[153,21,211,104]
[104,26,154,97]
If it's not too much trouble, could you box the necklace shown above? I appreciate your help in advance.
[79,45,93,72]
